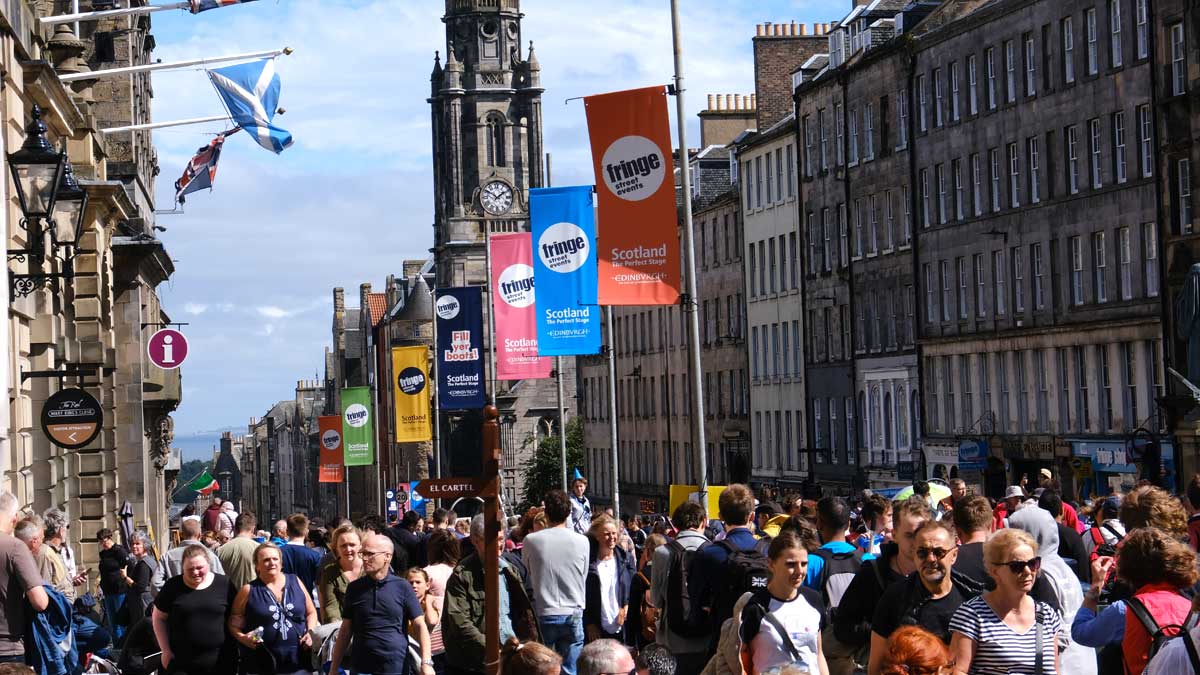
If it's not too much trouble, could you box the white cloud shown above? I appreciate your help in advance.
[256,306,290,320]
[183,302,208,315]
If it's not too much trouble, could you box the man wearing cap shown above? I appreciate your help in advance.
[993,485,1026,530]
[1084,496,1126,560]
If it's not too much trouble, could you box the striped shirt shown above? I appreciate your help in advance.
[949,595,1061,675]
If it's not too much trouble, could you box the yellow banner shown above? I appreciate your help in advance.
[392,346,431,443]
[668,484,727,522]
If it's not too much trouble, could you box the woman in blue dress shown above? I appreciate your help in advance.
[228,543,319,675]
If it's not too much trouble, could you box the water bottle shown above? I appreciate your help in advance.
[250,626,265,644]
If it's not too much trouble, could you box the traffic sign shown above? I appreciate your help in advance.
[417,476,494,499]
[148,328,188,370]
[41,388,102,449]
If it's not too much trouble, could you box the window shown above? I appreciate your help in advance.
[925,264,936,323]
[803,116,814,177]
[822,213,832,273]
[998,354,1010,431]
[1114,111,1127,183]
[954,159,965,220]
[835,103,845,166]
[1008,142,1021,208]
[769,238,777,293]
[986,47,997,109]
[918,75,928,132]
[994,250,1008,316]
[1144,223,1159,297]
[1173,24,1187,95]
[838,204,849,267]
[1025,34,1036,96]
[1058,348,1071,432]
[777,148,786,200]
[1033,242,1045,309]
[1013,247,1025,312]
[1115,226,1132,300]
[951,64,962,123]
[1110,0,1123,68]
[1100,346,1114,431]
[869,194,879,255]
[1028,137,1041,203]
[853,199,863,258]
[1015,351,1028,431]
[1139,105,1153,178]
[749,246,757,297]
[1180,159,1193,234]
[1004,41,1017,102]
[765,154,773,204]
[1089,118,1103,188]
[819,109,829,170]
[1067,125,1081,193]
[1123,342,1138,429]
[958,257,970,319]
[849,106,859,164]
[920,168,931,227]
[937,163,947,223]
[846,398,856,456]
[1076,345,1091,430]
[960,358,973,433]
[968,54,979,115]
[790,232,798,288]
[941,260,952,322]
[897,89,909,149]
[1036,350,1049,432]
[1087,8,1099,75]
[902,187,912,245]
[972,153,983,216]
[934,68,945,127]
[863,104,875,161]
[806,213,817,276]
[1136,0,1148,59]
[945,357,957,432]
[990,148,1001,212]
[1094,231,1108,303]
[1063,17,1076,84]
[973,254,986,318]
[755,156,764,207]
[1071,235,1084,305]
[980,354,992,420]
[885,190,895,250]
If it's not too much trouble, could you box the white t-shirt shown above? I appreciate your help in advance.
[740,588,824,673]
[597,557,621,633]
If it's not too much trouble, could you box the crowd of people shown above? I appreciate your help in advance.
[6,473,1200,674]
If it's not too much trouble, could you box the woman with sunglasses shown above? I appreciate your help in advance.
[1071,527,1198,675]
[738,530,829,675]
[948,528,1061,675]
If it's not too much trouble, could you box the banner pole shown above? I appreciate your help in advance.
[41,1,189,26]
[606,306,620,516]
[670,0,708,504]
[431,282,441,480]
[59,47,292,82]
[484,226,503,501]
[546,152,569,492]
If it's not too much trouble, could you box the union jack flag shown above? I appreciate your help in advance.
[174,129,236,203]
[189,0,258,14]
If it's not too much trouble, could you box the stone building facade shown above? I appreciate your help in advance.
[241,380,324,520]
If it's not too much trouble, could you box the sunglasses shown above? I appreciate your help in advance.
[916,546,956,560]
[994,557,1042,574]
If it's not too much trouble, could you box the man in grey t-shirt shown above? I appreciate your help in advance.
[524,489,590,675]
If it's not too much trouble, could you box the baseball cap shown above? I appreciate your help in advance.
[1039,468,1053,480]
[1004,485,1025,500]
[1101,497,1121,518]
[755,501,783,517]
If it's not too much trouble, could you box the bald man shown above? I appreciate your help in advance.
[329,534,433,675]
[578,638,636,675]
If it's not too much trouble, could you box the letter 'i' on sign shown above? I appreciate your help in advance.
[147,329,189,369]
[489,232,553,378]
[585,85,682,305]
[392,345,433,442]
[340,386,375,466]
[529,186,603,356]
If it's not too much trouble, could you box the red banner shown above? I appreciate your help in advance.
[585,85,682,305]
[490,232,552,380]
[317,415,344,483]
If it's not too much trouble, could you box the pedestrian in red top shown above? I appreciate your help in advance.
[1113,527,1196,675]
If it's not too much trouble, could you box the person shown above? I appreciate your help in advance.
[585,514,634,643]
[499,637,562,675]
[628,532,664,650]
[152,544,237,675]
[1006,505,1094,675]
[948,479,968,506]
[1121,485,1189,539]
[755,503,783,537]
[202,498,223,534]
[854,493,891,557]
[1072,527,1199,675]
[408,568,445,674]
[1145,599,1200,673]
[1186,475,1200,552]
[625,515,647,556]
[424,529,460,601]
[523,489,590,672]
[329,534,434,675]
[165,517,225,578]
[124,530,159,622]
[834,496,932,673]
[867,520,979,675]
[1035,491,1088,582]
[570,477,593,535]
[576,638,635,675]
[218,511,260,591]
[40,510,84,598]
[97,527,133,642]
[650,500,710,672]
[278,514,323,598]
[689,484,763,642]
[737,530,829,675]
[16,518,68,604]
[950,496,992,586]
[948,528,1061,675]
[878,626,953,675]
[0,494,48,663]
[229,543,318,675]
[442,515,538,675]
[1083,496,1125,560]
[217,501,237,540]
[635,643,676,675]
[806,496,867,604]
[389,511,426,572]
[317,524,363,623]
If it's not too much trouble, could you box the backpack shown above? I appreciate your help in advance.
[709,538,771,631]
[812,546,863,615]
[665,539,710,639]
[1089,523,1123,560]
[1127,596,1200,663]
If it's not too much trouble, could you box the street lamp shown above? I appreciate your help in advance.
[8,105,66,224]
[50,159,88,250]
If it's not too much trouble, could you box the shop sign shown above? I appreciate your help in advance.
[897,461,915,480]
[41,388,103,449]
[1072,440,1136,473]
[999,436,1056,461]
[1069,456,1095,478]
[958,440,989,471]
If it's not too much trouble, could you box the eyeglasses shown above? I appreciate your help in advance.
[361,550,390,559]
[916,546,956,560]
[994,557,1042,574]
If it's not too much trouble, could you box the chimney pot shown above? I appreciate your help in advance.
[791,20,798,36]
[798,23,807,36]
[775,24,783,36]
[750,94,757,109]
[724,94,732,110]
[734,94,742,110]
[707,94,714,110]
[756,23,763,37]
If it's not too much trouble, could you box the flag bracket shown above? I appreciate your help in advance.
[21,362,106,384]
[141,322,189,329]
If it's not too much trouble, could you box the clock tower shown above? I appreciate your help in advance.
[429,0,544,289]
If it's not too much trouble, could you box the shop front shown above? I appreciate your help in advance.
[1069,439,1176,500]
[925,442,961,483]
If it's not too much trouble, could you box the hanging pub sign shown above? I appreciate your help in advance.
[41,388,102,449]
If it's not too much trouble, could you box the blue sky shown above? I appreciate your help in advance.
[146,0,847,438]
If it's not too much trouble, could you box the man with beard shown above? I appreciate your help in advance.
[866,520,981,675]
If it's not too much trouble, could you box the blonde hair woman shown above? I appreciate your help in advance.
[316,524,363,622]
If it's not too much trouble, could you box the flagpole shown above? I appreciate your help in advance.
[546,152,569,492]
[41,1,190,26]
[670,0,708,504]
[606,305,620,517]
[60,47,293,82]
[100,115,231,134]
[431,276,441,479]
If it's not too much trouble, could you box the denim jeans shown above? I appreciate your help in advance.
[538,613,584,675]
[101,592,126,644]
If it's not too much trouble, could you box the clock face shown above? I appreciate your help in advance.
[481,181,514,215]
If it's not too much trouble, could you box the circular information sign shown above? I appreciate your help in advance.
[148,329,189,370]
[41,388,102,449]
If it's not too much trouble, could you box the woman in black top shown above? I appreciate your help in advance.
[97,528,131,643]
[151,544,236,675]
[124,530,159,623]
[627,532,665,651]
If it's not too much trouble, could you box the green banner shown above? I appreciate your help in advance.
[340,386,375,466]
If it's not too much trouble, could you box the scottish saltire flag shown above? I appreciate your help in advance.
[189,0,258,13]
[174,130,235,203]
[207,58,293,153]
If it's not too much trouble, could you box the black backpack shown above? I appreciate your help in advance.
[1126,596,1200,664]
[709,538,771,629]
[664,539,709,639]
[812,547,863,616]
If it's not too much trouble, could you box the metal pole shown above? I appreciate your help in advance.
[431,282,442,480]
[41,1,189,26]
[60,47,293,82]
[606,306,620,516]
[481,406,502,675]
[547,152,570,491]
[484,227,498,408]
[670,0,708,503]
[100,115,230,134]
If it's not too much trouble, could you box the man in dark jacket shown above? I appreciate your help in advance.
[388,510,426,570]
[442,514,539,675]
[832,496,932,675]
